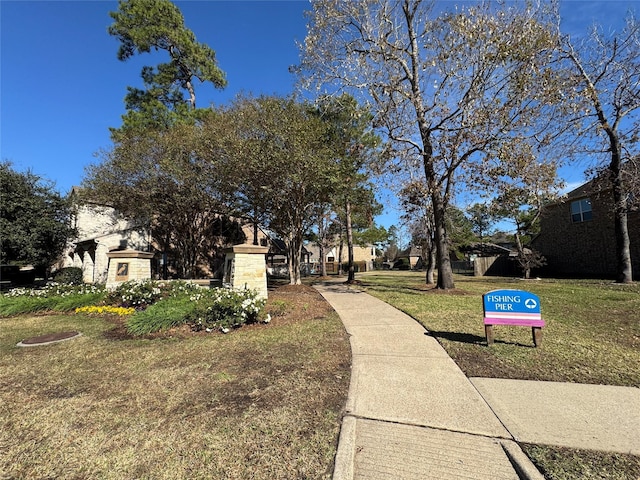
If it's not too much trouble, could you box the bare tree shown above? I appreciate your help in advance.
[562,14,640,283]
[400,180,436,284]
[299,0,562,289]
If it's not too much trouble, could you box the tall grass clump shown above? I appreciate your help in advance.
[125,296,200,335]
[0,283,106,316]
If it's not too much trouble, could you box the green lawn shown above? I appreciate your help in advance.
[358,271,640,386]
[357,271,640,479]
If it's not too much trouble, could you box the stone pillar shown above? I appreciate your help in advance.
[223,244,269,299]
[82,250,95,284]
[106,250,154,290]
[73,252,83,269]
[94,242,110,284]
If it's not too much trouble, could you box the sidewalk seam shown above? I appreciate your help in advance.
[344,413,514,441]
[470,378,516,441]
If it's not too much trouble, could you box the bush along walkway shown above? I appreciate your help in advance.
[316,280,640,479]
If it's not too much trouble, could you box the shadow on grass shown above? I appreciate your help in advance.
[426,331,535,348]
[360,283,446,295]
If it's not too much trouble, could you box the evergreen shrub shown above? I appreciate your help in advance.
[53,267,83,285]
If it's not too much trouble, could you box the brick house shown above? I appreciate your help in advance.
[531,177,639,279]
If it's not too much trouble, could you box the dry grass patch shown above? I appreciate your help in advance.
[521,444,640,480]
[0,285,350,480]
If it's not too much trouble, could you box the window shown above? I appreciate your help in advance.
[571,198,592,223]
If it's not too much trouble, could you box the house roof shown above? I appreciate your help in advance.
[553,160,639,205]
[460,242,513,256]
[396,246,423,258]
[268,238,309,256]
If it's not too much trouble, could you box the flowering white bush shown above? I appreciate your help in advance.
[3,282,104,298]
[107,279,165,308]
[1,282,107,316]
[124,282,267,335]
[191,287,266,332]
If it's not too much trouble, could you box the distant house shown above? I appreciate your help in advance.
[395,246,424,270]
[267,238,311,265]
[531,177,640,279]
[59,188,150,284]
[305,241,376,272]
[61,188,272,283]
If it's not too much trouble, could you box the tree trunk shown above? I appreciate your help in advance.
[513,230,525,278]
[319,242,327,277]
[287,232,303,285]
[186,79,197,109]
[317,217,327,277]
[426,241,436,285]
[252,207,259,246]
[405,2,454,290]
[610,145,633,283]
[345,199,356,283]
[337,235,344,276]
[571,50,633,283]
[431,189,455,289]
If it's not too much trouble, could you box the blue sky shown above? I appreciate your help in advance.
[1,0,637,231]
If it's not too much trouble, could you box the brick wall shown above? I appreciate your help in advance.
[532,193,639,278]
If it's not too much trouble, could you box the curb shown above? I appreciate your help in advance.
[501,440,545,480]
[332,415,356,480]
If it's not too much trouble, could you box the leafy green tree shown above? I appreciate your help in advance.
[83,120,236,278]
[446,207,475,261]
[299,1,562,289]
[0,162,75,276]
[316,94,382,283]
[353,224,391,256]
[213,96,336,285]
[87,0,232,278]
[467,203,495,246]
[108,0,226,134]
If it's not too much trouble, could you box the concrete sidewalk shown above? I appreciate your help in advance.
[314,281,640,480]
[314,282,543,480]
[470,378,640,455]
